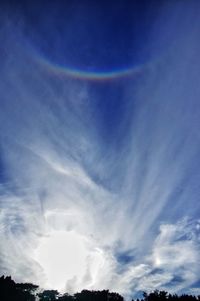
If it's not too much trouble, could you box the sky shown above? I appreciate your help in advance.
[0,0,200,299]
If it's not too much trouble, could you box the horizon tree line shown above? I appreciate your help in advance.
[0,275,200,301]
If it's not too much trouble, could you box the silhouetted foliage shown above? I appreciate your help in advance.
[139,291,200,301]
[74,290,123,301]
[16,282,39,292]
[0,275,200,301]
[58,293,75,301]
[0,276,36,301]
[37,289,59,301]
[143,290,168,301]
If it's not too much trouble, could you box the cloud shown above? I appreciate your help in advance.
[149,220,200,290]
[0,1,200,299]
[109,219,200,297]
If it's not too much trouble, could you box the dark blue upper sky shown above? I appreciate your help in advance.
[2,0,168,72]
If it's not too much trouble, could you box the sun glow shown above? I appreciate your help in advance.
[34,230,104,292]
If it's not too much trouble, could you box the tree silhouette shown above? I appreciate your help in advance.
[0,275,200,301]
[0,276,37,301]
[58,292,75,301]
[37,289,59,301]
[143,290,168,301]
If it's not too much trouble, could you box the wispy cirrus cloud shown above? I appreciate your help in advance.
[0,1,200,299]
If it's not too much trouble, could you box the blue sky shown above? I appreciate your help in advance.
[0,0,200,299]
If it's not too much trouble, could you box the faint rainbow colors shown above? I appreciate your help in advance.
[36,54,151,82]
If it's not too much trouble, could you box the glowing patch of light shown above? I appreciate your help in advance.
[155,256,162,266]
[34,230,104,292]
